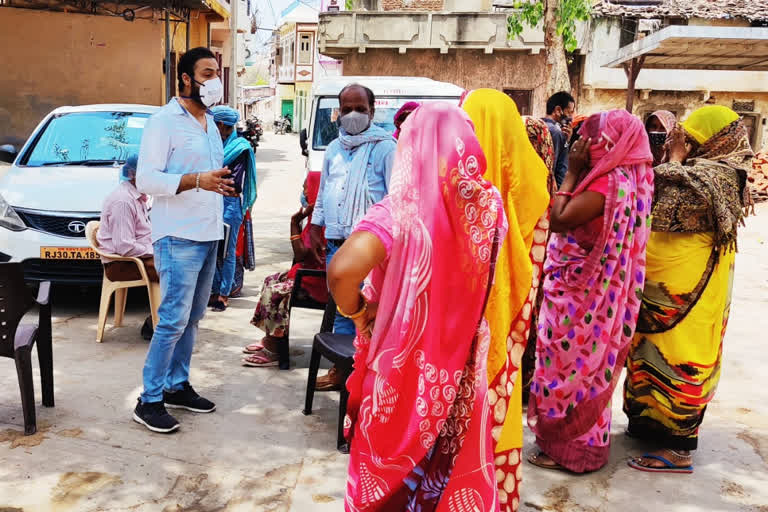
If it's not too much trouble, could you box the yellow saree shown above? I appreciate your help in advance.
[462,89,549,510]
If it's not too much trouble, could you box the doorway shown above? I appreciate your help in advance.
[504,89,533,116]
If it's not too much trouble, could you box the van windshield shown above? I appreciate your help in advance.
[312,97,455,150]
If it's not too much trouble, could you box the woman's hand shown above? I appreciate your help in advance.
[667,125,691,163]
[567,137,591,183]
[353,301,378,338]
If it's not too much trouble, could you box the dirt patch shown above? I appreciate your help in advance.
[263,462,303,485]
[51,472,122,507]
[524,486,601,512]
[152,473,290,512]
[738,431,768,465]
[0,423,51,449]
[0,507,24,512]
[721,480,748,498]
[56,428,83,438]
[312,494,335,503]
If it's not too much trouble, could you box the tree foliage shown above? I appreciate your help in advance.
[507,0,591,52]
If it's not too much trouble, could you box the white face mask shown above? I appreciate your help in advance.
[340,111,371,136]
[196,77,224,107]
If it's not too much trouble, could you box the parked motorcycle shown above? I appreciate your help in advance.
[274,115,292,135]
[246,117,263,142]
[237,121,259,152]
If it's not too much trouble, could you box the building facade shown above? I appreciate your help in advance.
[271,0,342,134]
[0,0,231,146]
[318,0,768,149]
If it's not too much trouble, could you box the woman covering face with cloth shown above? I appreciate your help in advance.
[625,105,754,474]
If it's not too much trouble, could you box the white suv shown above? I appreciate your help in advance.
[0,104,159,284]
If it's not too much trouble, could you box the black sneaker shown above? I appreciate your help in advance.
[163,382,216,413]
[132,399,180,433]
[140,316,154,341]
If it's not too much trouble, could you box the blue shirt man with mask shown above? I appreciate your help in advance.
[133,47,235,434]
[542,91,576,187]
[308,83,396,390]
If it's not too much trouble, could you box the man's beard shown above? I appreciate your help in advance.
[190,82,205,107]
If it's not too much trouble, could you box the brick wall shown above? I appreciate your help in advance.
[381,0,444,11]
[341,48,551,116]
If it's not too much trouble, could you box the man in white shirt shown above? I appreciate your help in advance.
[134,47,236,433]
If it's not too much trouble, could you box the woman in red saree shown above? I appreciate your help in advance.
[328,103,507,511]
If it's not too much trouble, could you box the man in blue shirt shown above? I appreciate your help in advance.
[308,83,396,390]
[542,91,576,187]
[134,47,236,433]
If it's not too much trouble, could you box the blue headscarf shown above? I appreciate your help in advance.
[222,130,258,215]
[211,106,240,126]
[120,154,138,182]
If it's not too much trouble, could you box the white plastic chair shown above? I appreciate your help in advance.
[85,221,160,343]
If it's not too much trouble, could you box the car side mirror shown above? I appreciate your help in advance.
[0,144,17,164]
[299,129,309,157]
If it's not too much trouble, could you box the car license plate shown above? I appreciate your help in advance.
[39,247,99,260]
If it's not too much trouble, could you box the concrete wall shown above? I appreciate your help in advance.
[339,48,550,115]
[0,7,164,146]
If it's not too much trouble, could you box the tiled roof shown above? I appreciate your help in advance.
[592,0,768,21]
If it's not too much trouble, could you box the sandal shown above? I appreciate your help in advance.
[628,450,694,474]
[315,366,343,392]
[242,348,279,367]
[528,451,567,472]
[211,300,227,312]
[243,342,265,354]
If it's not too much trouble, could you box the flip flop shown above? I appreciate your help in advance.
[528,452,567,472]
[628,454,694,474]
[242,350,279,367]
[211,300,227,312]
[243,343,265,354]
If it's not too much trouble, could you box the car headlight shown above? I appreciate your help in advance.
[0,193,27,231]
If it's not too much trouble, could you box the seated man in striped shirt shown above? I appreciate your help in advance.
[97,155,157,340]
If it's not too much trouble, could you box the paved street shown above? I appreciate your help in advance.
[1,132,767,511]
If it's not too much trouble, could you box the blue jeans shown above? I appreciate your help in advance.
[141,237,217,403]
[326,240,356,335]
[212,196,244,297]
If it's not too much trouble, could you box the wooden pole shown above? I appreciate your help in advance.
[623,56,646,113]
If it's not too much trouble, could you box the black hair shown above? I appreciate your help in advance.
[546,91,576,115]
[339,83,375,109]
[178,47,216,92]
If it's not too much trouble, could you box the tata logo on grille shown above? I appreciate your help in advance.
[67,221,86,234]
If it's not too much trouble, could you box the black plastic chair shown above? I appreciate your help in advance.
[278,268,328,370]
[302,296,355,453]
[0,263,53,435]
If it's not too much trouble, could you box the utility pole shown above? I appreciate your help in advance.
[229,0,239,109]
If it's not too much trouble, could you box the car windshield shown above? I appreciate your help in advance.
[23,111,151,166]
[312,97,455,150]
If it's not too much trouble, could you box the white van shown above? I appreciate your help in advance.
[299,76,465,174]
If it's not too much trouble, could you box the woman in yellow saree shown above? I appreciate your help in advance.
[462,89,550,511]
[625,105,754,473]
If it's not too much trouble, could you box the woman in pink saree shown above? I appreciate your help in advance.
[527,110,654,473]
[328,103,507,510]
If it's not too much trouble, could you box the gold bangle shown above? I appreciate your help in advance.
[290,234,302,241]
[337,296,367,319]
